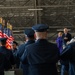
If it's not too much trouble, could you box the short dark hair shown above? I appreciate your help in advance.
[1,41,6,46]
[13,41,18,46]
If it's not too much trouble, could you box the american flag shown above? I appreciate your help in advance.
[0,24,14,49]
[8,29,14,41]
[3,28,14,49]
[3,28,9,38]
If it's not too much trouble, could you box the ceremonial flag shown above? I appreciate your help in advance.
[6,28,14,49]
[3,28,9,38]
[0,20,14,49]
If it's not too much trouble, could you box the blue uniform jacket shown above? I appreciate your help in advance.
[17,40,35,75]
[12,48,20,68]
[0,46,15,66]
[21,39,59,75]
[0,53,11,75]
[17,40,35,59]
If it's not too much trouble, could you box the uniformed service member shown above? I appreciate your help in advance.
[12,41,20,68]
[17,28,35,75]
[0,52,11,75]
[0,38,15,68]
[21,24,59,75]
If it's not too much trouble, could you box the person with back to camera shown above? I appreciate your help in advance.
[0,52,12,75]
[0,38,15,75]
[21,24,59,75]
[17,28,35,75]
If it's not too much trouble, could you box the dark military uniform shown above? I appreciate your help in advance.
[17,40,35,59]
[17,28,35,58]
[0,46,15,66]
[12,41,20,68]
[0,38,15,67]
[18,40,35,74]
[21,39,59,75]
[21,24,59,75]
[0,53,11,75]
[60,42,75,75]
[12,48,20,68]
[17,28,35,75]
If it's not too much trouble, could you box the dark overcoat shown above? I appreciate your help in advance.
[60,42,75,75]
[17,40,35,75]
[0,46,15,66]
[21,39,59,75]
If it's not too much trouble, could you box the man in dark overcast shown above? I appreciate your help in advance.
[21,24,59,75]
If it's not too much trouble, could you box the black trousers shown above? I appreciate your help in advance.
[0,71,4,75]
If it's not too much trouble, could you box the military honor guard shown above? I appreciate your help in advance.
[17,28,35,75]
[21,24,59,75]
